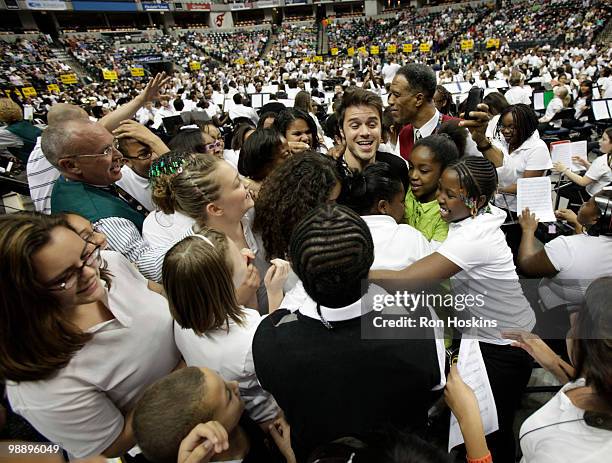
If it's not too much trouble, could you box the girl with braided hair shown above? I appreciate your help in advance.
[371,156,535,463]
[462,103,552,260]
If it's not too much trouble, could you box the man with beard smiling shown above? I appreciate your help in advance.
[44,119,192,282]
[336,87,409,193]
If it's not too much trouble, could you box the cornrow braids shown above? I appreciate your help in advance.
[289,204,374,310]
[447,157,498,211]
[496,104,538,150]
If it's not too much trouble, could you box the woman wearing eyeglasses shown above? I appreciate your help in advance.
[0,213,181,461]
[463,103,553,260]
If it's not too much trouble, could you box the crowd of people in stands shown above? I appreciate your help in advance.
[0,1,611,463]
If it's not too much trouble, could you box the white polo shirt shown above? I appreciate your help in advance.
[116,166,154,212]
[539,233,612,311]
[520,379,612,463]
[494,131,553,212]
[585,154,612,197]
[175,308,279,423]
[437,205,536,343]
[143,209,195,248]
[362,214,432,270]
[6,251,180,460]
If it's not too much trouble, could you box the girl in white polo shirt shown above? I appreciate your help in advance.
[162,228,289,426]
[0,213,180,460]
[468,104,553,260]
[551,127,612,208]
[371,157,535,463]
[518,190,612,313]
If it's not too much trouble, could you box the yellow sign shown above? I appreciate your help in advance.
[102,70,118,81]
[21,87,37,97]
[331,47,339,56]
[303,56,312,63]
[370,45,379,55]
[313,55,324,63]
[387,44,397,54]
[357,46,367,55]
[13,88,22,99]
[130,67,145,77]
[4,90,11,98]
[47,84,60,93]
[486,38,500,48]
[189,61,202,70]
[460,39,474,51]
[403,43,413,53]
[347,47,355,57]
[60,73,78,84]
[419,43,431,52]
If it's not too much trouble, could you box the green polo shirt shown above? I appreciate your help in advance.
[404,189,448,243]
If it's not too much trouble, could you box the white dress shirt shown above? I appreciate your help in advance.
[26,137,60,214]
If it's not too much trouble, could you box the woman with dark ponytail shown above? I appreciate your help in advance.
[371,156,535,463]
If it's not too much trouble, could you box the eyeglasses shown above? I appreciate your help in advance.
[500,124,516,133]
[48,245,102,291]
[123,149,153,161]
[71,139,120,159]
[204,139,223,152]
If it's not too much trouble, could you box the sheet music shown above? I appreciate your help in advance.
[533,92,545,111]
[251,94,263,109]
[592,100,610,121]
[448,338,499,451]
[262,93,271,105]
[261,85,278,94]
[607,100,612,118]
[483,88,499,97]
[593,87,601,100]
[488,80,508,89]
[516,177,556,222]
[443,83,461,94]
[23,105,34,121]
[458,82,472,93]
[276,99,294,108]
[551,141,587,171]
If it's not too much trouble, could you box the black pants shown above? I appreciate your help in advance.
[479,342,533,463]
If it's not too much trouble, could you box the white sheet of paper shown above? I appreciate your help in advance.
[517,177,556,222]
[592,87,601,100]
[23,105,34,120]
[533,92,545,111]
[277,99,294,108]
[458,82,472,93]
[251,94,263,109]
[483,88,499,97]
[488,80,508,89]
[261,85,278,94]
[592,100,610,121]
[607,100,612,118]
[448,338,499,451]
[551,141,586,171]
[569,140,587,170]
[262,94,271,105]
[443,83,461,94]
